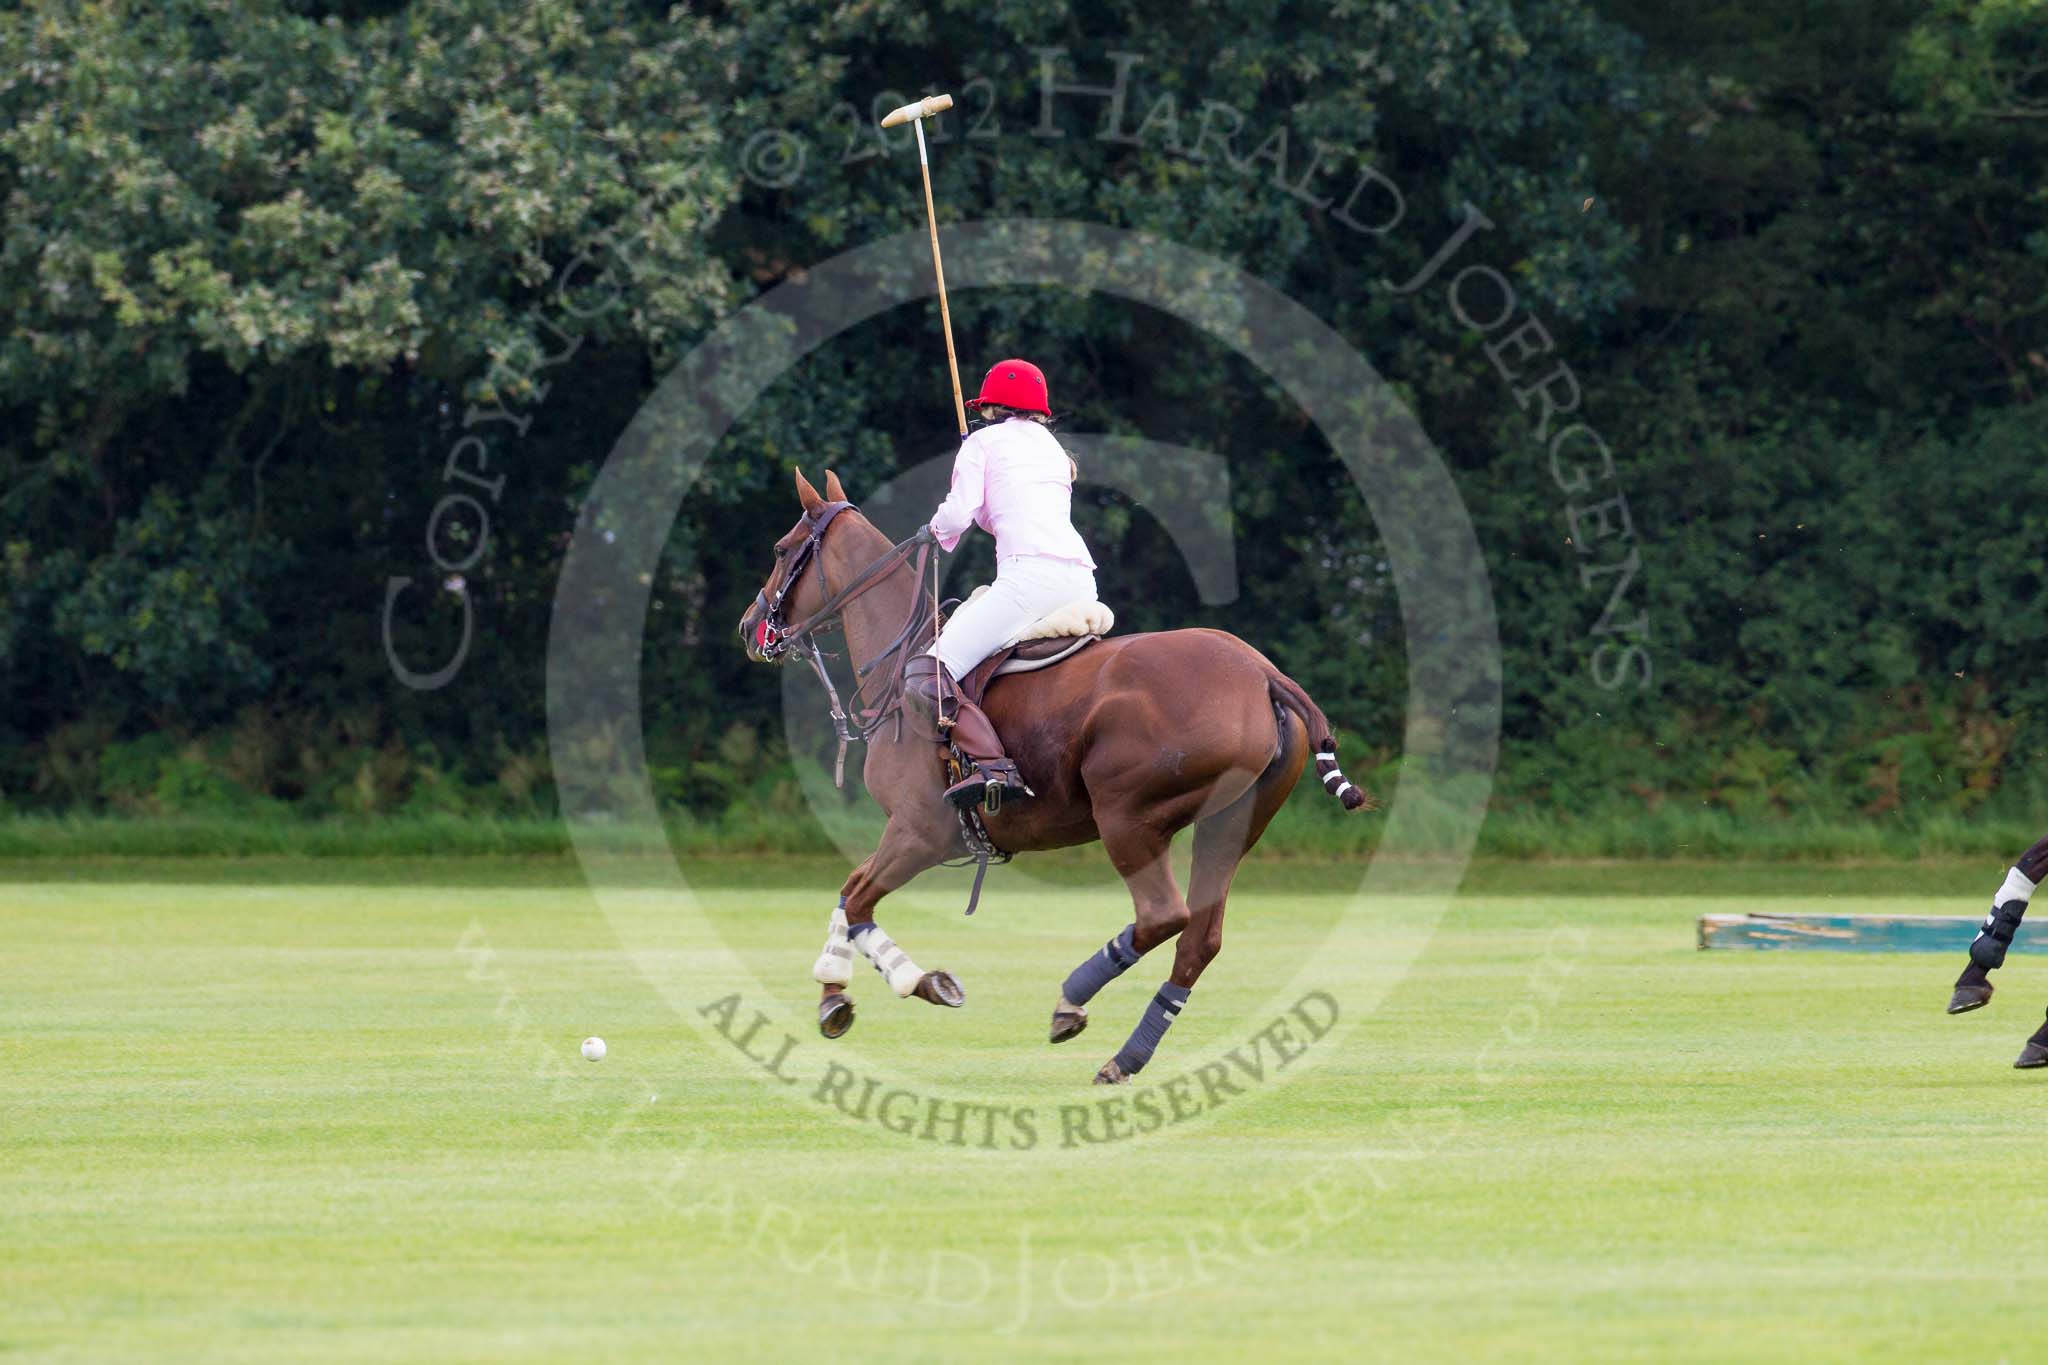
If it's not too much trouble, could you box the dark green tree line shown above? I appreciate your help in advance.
[1,0,2042,829]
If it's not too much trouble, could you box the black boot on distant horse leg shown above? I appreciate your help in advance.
[905,656,1035,813]
[1951,897,2031,1014]
[1950,961,1995,1015]
[1954,851,2048,1015]
[2017,1011,2048,1069]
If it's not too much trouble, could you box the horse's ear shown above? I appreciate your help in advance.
[823,469,846,503]
[794,467,824,513]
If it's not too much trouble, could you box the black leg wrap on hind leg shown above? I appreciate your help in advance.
[1111,982,1190,1076]
[1970,898,2029,970]
[1062,924,1140,1008]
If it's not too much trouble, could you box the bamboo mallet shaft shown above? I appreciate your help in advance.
[882,94,967,439]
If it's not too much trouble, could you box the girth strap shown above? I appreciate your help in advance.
[965,852,991,917]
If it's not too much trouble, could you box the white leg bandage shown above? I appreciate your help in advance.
[812,902,855,987]
[850,922,925,998]
[1998,865,2038,908]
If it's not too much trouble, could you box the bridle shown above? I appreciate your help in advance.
[749,501,939,786]
[749,499,1011,914]
[749,501,851,664]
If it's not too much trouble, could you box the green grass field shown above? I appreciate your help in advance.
[7,854,2048,1362]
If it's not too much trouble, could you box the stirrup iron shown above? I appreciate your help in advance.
[982,775,1034,815]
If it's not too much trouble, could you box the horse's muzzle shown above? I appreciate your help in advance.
[739,610,784,663]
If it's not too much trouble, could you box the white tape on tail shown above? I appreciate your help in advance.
[853,924,926,997]
[1312,743,1365,810]
[812,903,854,986]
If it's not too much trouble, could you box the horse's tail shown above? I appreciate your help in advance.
[1266,671,1374,812]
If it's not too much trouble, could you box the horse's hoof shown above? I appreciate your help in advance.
[913,971,965,1008]
[1949,982,1994,1014]
[2016,1041,2048,1070]
[819,993,855,1039]
[1050,1006,1088,1044]
[1094,1060,1130,1085]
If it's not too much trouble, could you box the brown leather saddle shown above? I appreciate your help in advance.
[954,634,1099,708]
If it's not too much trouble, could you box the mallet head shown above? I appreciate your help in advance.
[879,93,954,128]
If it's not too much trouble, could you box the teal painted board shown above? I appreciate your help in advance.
[1696,912,2026,954]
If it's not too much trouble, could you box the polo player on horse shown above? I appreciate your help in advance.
[737,356,1372,1082]
[904,358,1098,812]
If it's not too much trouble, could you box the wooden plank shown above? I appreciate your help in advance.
[1696,912,2028,954]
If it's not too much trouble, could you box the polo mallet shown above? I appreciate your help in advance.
[879,93,966,439]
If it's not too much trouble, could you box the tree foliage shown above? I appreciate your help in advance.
[1,0,2043,828]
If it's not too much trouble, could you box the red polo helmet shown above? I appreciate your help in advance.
[966,358,1051,415]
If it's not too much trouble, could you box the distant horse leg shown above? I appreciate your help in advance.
[2017,1010,2048,1069]
[1951,834,2048,1015]
[833,818,964,1019]
[1089,821,1193,1083]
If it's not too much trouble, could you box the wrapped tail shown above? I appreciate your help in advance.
[1266,672,1373,811]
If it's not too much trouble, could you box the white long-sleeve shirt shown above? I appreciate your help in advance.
[929,418,1096,569]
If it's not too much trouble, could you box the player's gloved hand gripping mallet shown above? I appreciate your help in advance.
[879,93,966,439]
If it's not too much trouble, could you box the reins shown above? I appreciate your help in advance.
[753,498,1009,916]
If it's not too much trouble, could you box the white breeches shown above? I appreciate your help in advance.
[931,555,1098,677]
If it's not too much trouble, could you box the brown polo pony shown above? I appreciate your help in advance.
[739,469,1369,1083]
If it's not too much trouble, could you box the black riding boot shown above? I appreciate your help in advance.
[904,657,1035,813]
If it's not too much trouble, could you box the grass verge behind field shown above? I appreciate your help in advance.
[4,857,2044,1362]
[0,801,2039,863]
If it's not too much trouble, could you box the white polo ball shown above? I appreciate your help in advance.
[581,1036,606,1062]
